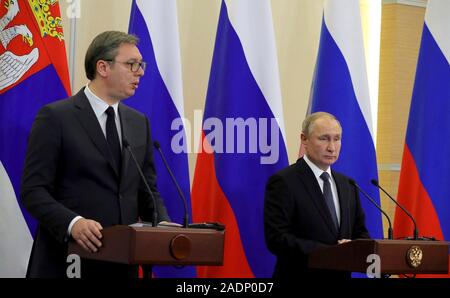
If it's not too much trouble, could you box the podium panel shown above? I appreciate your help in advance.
[68,225,225,265]
[309,239,449,274]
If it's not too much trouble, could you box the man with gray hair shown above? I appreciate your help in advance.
[21,31,170,278]
[264,111,369,282]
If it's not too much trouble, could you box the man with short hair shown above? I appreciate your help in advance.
[21,31,170,278]
[264,111,370,281]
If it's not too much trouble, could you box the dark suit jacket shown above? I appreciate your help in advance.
[264,158,370,281]
[21,88,169,278]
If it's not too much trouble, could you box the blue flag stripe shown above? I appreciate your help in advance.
[203,1,289,277]
[405,23,450,240]
[310,17,383,239]
[128,0,195,277]
[0,65,68,235]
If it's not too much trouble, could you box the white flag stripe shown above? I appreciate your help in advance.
[0,161,32,278]
[225,0,286,140]
[425,0,450,65]
[324,0,375,141]
[136,0,185,119]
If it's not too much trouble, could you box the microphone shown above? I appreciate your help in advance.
[371,179,419,240]
[123,139,158,227]
[349,180,393,240]
[153,141,189,228]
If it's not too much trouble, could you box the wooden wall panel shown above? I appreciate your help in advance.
[378,3,425,235]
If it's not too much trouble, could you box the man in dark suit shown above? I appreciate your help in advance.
[21,31,170,278]
[264,112,370,281]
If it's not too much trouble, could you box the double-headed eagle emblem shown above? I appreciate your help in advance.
[0,0,65,92]
[0,0,38,91]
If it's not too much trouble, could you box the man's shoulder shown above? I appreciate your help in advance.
[119,102,147,121]
[266,159,313,193]
[272,159,305,179]
[34,89,95,127]
[331,169,352,185]
[41,89,86,112]
[38,95,77,117]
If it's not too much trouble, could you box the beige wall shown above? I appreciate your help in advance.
[59,1,426,237]
[61,0,133,90]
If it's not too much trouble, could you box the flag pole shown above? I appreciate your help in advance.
[69,10,77,94]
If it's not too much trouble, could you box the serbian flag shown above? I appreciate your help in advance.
[309,0,383,240]
[191,0,289,277]
[128,0,195,277]
[395,0,450,277]
[0,0,70,277]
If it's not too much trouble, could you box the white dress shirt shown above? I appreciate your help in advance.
[303,155,341,225]
[66,85,123,239]
[84,84,122,147]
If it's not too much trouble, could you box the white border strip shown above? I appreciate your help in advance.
[324,0,375,141]
[225,0,286,141]
[136,0,185,119]
[0,162,32,278]
[425,0,450,65]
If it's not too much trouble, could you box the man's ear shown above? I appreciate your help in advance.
[96,60,109,78]
[300,132,308,144]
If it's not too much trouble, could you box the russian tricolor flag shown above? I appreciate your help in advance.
[0,0,70,277]
[395,0,450,276]
[128,0,195,277]
[309,0,383,239]
[191,0,288,277]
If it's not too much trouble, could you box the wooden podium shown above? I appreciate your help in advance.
[309,239,449,274]
[68,225,225,265]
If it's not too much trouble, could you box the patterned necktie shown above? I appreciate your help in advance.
[105,106,121,172]
[320,172,339,229]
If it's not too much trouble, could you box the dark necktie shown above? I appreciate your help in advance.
[320,172,339,230]
[105,106,121,172]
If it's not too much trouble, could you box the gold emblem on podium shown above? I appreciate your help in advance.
[406,246,423,268]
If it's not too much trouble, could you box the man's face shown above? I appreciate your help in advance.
[301,117,342,171]
[106,43,144,101]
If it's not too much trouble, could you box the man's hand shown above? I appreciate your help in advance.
[71,218,103,253]
[338,239,351,244]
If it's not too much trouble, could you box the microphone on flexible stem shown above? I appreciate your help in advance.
[349,180,393,240]
[371,179,419,240]
[123,139,158,227]
[153,141,225,231]
[153,141,189,228]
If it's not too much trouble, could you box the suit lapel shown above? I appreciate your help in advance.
[118,104,131,187]
[333,171,350,237]
[296,159,338,235]
[73,90,119,177]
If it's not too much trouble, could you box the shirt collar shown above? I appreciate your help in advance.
[303,155,332,180]
[84,84,119,118]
